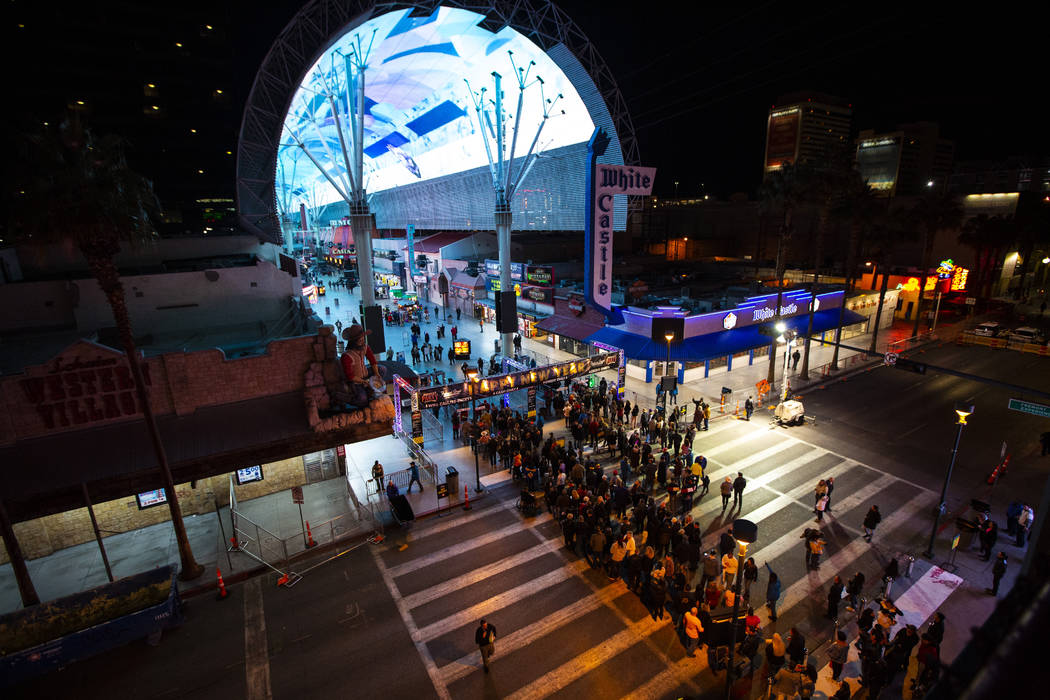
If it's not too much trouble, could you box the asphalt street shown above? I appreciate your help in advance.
[12,383,1014,699]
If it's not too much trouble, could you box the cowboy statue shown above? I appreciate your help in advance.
[337,324,386,408]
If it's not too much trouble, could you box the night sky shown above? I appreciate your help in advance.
[9,1,1049,204]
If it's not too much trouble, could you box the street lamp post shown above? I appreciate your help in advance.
[924,402,975,559]
[664,333,675,415]
[724,519,757,700]
[775,323,796,403]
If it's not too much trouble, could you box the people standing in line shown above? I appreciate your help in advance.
[815,492,828,522]
[372,460,384,495]
[987,552,1008,595]
[741,557,758,600]
[765,562,781,621]
[744,395,754,421]
[683,606,703,657]
[475,619,497,672]
[846,571,865,611]
[720,477,733,511]
[863,505,882,541]
[733,471,747,508]
[827,576,844,620]
[827,630,849,681]
[722,551,739,588]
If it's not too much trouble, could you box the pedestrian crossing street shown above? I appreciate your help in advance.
[371,416,945,700]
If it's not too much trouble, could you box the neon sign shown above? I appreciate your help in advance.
[951,267,969,291]
[937,259,955,279]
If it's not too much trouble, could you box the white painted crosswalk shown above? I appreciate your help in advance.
[371,419,955,700]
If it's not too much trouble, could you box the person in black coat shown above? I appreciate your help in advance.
[786,627,806,667]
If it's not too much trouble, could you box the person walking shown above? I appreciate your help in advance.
[475,619,497,672]
[987,552,1008,596]
[765,562,781,621]
[827,576,844,620]
[1017,504,1034,546]
[702,401,711,430]
[732,472,747,508]
[807,535,826,569]
[744,395,754,421]
[407,460,423,493]
[863,505,881,542]
[720,477,733,512]
[792,349,801,371]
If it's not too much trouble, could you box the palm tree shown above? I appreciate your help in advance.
[759,164,808,384]
[10,118,204,587]
[830,177,879,369]
[906,194,963,337]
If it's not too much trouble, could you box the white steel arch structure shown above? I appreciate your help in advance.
[236,0,639,243]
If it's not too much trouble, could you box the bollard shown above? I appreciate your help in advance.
[305,520,317,548]
[904,555,916,579]
[216,568,229,600]
[463,485,472,511]
[883,576,894,600]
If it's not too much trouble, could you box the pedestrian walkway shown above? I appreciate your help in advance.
[361,413,1010,699]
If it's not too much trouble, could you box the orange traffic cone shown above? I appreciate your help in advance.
[229,536,239,551]
[734,400,740,417]
[277,573,290,586]
[305,521,317,548]
[463,485,472,511]
[216,568,228,600]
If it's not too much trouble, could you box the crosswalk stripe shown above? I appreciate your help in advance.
[414,560,589,642]
[438,580,626,684]
[502,614,672,700]
[621,654,705,700]
[706,437,801,473]
[786,433,937,495]
[371,548,452,700]
[703,429,773,457]
[386,514,552,579]
[388,498,519,547]
[401,541,553,610]
[775,491,936,615]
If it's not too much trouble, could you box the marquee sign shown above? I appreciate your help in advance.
[584,127,655,317]
[415,351,620,410]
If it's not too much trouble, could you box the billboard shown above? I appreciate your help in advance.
[277,6,615,232]
[856,137,901,191]
[765,108,800,170]
[525,265,554,286]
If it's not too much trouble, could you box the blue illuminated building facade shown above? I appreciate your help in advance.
[587,289,867,384]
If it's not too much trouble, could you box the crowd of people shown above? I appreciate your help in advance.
[468,379,958,698]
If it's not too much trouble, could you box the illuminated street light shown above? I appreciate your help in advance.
[925,401,975,559]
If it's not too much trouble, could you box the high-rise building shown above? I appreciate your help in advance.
[855,122,955,196]
[763,92,853,178]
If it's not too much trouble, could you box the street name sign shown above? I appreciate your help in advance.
[1007,398,1050,418]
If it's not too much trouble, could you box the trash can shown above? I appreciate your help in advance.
[446,466,459,499]
[955,517,978,549]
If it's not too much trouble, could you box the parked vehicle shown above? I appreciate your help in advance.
[1008,327,1046,345]
[973,322,1003,337]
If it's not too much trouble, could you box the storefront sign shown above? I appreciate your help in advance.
[235,465,264,485]
[411,409,424,446]
[484,260,524,281]
[937,259,955,279]
[487,278,522,296]
[454,340,472,359]
[522,285,553,305]
[527,386,537,418]
[951,266,969,291]
[136,489,167,509]
[525,265,554,286]
[586,161,656,314]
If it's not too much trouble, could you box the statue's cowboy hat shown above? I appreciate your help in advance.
[342,324,371,342]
